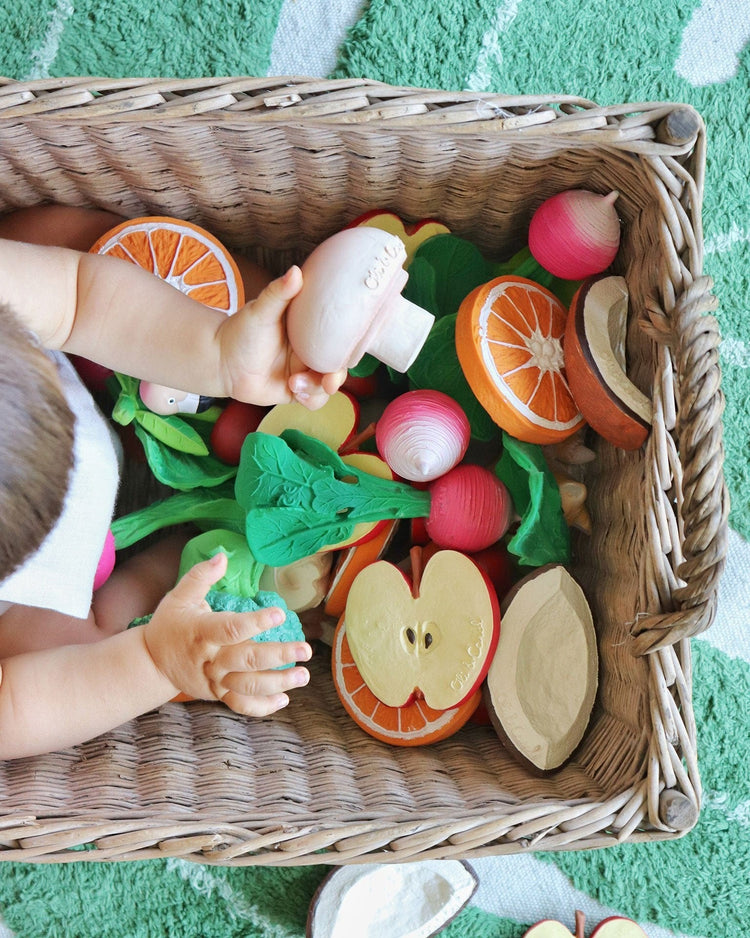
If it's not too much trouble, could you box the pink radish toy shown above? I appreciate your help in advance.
[93,529,116,591]
[528,189,620,280]
[286,227,435,373]
[376,389,471,482]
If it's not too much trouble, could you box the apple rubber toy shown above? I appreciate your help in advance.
[528,189,621,281]
[285,227,436,374]
[375,389,471,483]
[345,548,500,711]
[523,910,648,938]
[347,208,451,267]
[332,548,499,745]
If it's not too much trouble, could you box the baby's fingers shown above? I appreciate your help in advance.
[168,552,228,607]
[202,604,291,649]
[249,265,303,325]
[211,635,312,675]
[288,369,347,410]
[220,665,311,717]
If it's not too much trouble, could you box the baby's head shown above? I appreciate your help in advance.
[0,302,74,580]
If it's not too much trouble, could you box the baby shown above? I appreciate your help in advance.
[0,206,345,760]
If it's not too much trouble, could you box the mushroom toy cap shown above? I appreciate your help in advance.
[287,227,435,373]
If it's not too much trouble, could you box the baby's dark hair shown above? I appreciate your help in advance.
[0,302,74,580]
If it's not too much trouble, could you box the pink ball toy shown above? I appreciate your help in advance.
[425,464,513,553]
[528,189,620,281]
[93,528,116,591]
[375,389,471,482]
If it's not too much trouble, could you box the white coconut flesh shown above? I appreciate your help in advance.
[307,860,477,938]
[581,276,652,425]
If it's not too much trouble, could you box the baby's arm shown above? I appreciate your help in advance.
[0,555,311,759]
[0,237,345,409]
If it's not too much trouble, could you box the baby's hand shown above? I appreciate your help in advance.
[218,266,347,410]
[143,553,312,716]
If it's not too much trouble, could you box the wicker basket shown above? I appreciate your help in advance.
[0,76,727,865]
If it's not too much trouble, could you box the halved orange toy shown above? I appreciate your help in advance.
[90,216,245,313]
[455,276,584,444]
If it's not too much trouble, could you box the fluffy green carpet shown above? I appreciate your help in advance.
[1,2,749,937]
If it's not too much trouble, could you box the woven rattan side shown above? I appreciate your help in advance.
[0,78,726,864]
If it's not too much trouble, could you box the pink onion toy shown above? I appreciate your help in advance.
[528,189,620,280]
[93,528,116,591]
[425,464,513,553]
[286,227,435,373]
[375,389,471,482]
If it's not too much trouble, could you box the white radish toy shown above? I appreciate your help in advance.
[375,389,471,482]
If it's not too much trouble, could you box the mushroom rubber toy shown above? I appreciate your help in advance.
[286,227,436,374]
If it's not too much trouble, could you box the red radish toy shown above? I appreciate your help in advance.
[236,430,515,567]
[426,464,513,553]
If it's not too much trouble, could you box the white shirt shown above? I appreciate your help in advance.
[0,352,120,619]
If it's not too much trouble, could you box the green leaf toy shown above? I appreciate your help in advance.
[493,245,581,307]
[109,371,236,490]
[178,529,265,599]
[406,234,495,319]
[131,529,304,667]
[494,432,570,568]
[111,483,245,550]
[236,431,431,567]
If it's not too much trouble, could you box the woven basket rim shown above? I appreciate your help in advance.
[0,79,726,863]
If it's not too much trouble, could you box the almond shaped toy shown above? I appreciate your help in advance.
[307,860,477,938]
[286,227,435,373]
[484,564,598,772]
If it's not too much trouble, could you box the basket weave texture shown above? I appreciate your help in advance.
[0,76,728,865]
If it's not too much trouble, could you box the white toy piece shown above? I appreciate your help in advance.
[286,227,435,374]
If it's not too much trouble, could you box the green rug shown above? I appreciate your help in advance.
[1,2,749,936]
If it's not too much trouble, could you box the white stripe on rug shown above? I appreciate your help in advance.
[675,0,750,86]
[464,0,522,92]
[166,858,300,936]
[698,527,750,664]
[23,0,74,80]
[268,0,366,78]
[704,222,750,255]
